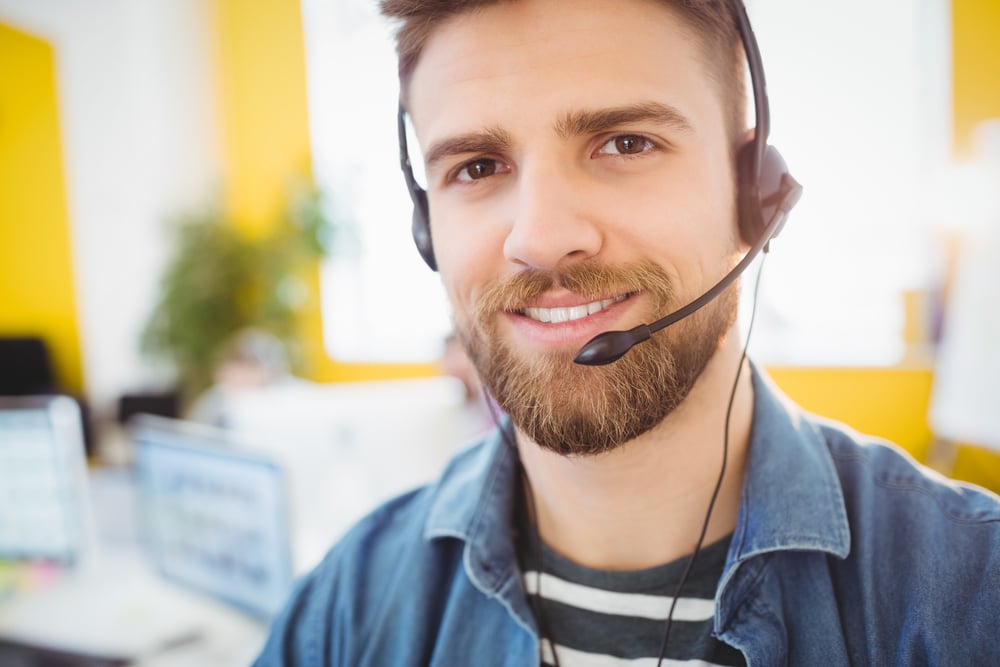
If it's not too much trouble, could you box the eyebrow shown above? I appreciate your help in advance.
[554,101,694,138]
[424,126,514,171]
[422,101,693,171]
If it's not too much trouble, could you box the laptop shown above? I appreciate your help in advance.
[130,415,295,619]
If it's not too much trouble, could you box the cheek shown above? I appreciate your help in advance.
[613,165,737,287]
[430,213,506,316]
[605,175,720,253]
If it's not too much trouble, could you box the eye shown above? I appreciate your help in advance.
[454,159,500,182]
[597,134,654,157]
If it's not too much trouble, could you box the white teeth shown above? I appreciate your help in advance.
[523,295,627,324]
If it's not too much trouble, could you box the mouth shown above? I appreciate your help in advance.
[519,294,631,324]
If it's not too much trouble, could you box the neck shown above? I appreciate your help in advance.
[516,334,754,571]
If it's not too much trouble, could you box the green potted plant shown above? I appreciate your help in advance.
[141,185,336,405]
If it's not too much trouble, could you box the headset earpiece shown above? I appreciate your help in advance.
[398,104,438,271]
[410,184,436,270]
[737,141,800,249]
[732,0,801,251]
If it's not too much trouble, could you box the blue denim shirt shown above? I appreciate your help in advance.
[255,366,1000,666]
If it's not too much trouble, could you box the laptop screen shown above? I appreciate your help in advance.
[131,416,294,618]
[0,396,90,564]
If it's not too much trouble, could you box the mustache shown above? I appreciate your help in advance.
[472,260,676,319]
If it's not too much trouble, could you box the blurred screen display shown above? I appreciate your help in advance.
[132,419,293,618]
[0,398,86,563]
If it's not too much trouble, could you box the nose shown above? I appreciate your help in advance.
[502,160,604,271]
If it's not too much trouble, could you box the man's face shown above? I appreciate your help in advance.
[408,0,743,455]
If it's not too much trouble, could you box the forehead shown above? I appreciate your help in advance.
[407,0,722,142]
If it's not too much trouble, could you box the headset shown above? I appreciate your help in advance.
[396,0,802,366]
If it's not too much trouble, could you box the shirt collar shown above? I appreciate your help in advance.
[423,362,851,567]
[733,362,850,560]
[424,425,517,544]
[423,424,522,594]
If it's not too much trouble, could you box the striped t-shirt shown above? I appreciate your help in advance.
[517,527,746,667]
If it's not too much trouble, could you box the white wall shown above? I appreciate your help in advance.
[0,0,222,413]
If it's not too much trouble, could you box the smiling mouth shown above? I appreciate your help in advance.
[520,294,630,324]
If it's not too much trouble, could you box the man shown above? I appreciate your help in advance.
[256,0,1000,664]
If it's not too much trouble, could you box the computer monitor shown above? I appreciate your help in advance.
[0,396,92,564]
[130,416,294,618]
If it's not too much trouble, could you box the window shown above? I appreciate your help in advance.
[302,0,450,363]
[302,0,950,366]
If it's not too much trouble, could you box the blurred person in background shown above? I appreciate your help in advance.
[188,328,298,427]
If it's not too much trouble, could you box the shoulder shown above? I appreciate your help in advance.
[815,416,1000,530]
[748,365,1000,535]
[812,417,1000,607]
[807,418,1000,654]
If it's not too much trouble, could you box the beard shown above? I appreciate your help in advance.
[455,260,738,457]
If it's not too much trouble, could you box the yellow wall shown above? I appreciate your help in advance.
[952,0,1000,158]
[212,0,312,235]
[0,23,83,393]
[766,367,935,461]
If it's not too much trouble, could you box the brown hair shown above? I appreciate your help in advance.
[379,0,748,151]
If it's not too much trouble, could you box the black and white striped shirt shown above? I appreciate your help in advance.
[518,529,746,667]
